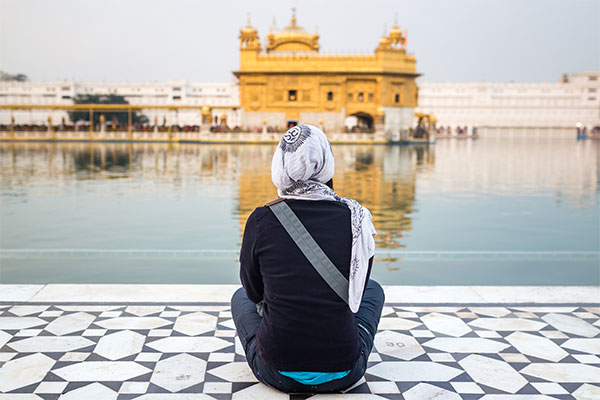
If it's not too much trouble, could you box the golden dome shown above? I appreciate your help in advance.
[382,16,406,51]
[241,25,257,34]
[240,14,258,35]
[389,23,403,41]
[267,8,319,53]
[378,34,391,48]
[239,17,260,50]
[277,15,312,39]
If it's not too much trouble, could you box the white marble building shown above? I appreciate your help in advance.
[416,71,600,134]
[0,80,241,127]
[2,71,599,134]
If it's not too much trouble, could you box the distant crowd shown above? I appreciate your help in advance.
[0,123,247,133]
[0,123,478,135]
[0,123,378,134]
[436,126,478,136]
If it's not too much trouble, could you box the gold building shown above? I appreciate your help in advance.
[234,10,420,135]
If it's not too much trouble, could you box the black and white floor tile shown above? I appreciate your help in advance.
[0,303,599,399]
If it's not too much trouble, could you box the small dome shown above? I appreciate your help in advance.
[239,17,260,50]
[241,25,257,34]
[276,21,312,40]
[379,35,390,46]
[267,8,319,52]
[389,23,403,40]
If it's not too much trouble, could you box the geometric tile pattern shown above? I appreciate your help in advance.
[0,303,599,399]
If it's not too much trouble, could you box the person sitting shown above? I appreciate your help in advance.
[231,124,385,393]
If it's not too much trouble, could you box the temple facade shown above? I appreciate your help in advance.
[234,10,420,136]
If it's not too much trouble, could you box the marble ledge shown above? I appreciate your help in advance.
[0,285,44,302]
[0,284,597,304]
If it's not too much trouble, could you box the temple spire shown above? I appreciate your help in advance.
[291,7,297,26]
[270,16,277,32]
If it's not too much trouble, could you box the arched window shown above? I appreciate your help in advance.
[394,93,400,103]
[327,91,333,101]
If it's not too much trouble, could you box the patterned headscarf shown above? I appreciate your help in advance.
[271,124,377,313]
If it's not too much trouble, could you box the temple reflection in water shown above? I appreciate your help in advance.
[1,137,597,254]
[0,142,431,249]
[236,145,431,249]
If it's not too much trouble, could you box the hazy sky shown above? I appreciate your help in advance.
[1,0,598,83]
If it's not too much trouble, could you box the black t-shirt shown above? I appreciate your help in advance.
[240,199,372,372]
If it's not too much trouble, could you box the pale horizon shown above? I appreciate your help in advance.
[1,0,599,84]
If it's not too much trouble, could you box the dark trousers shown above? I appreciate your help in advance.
[231,280,385,393]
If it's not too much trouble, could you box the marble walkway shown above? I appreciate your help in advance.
[0,285,599,400]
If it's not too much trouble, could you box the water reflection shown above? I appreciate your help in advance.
[418,137,599,210]
[71,144,137,174]
[235,144,433,248]
[1,139,598,250]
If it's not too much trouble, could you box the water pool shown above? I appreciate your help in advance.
[1,135,598,285]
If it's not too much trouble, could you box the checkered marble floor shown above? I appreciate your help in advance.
[1,302,599,399]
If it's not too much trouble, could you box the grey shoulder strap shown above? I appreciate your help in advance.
[267,199,349,304]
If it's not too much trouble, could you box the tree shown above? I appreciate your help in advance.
[68,94,148,125]
[0,71,28,82]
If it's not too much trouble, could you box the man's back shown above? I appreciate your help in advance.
[239,199,363,372]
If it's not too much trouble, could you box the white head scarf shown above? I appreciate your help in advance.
[271,124,377,313]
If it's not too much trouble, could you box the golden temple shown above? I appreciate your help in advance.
[234,10,420,136]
